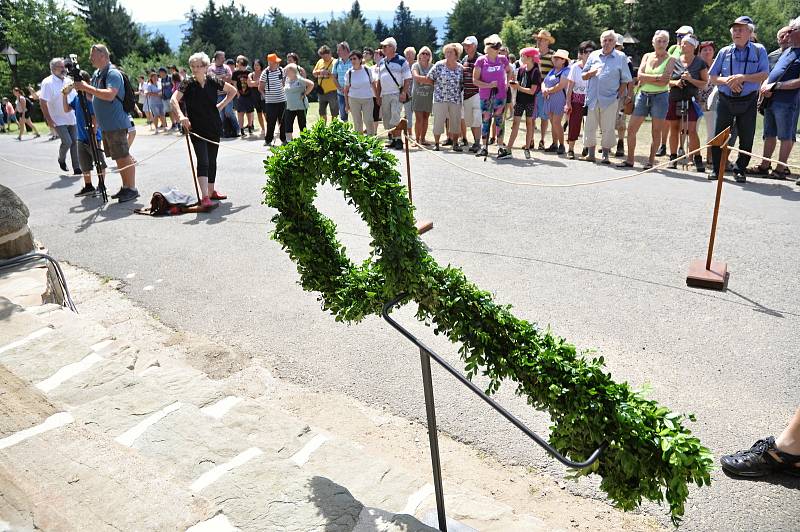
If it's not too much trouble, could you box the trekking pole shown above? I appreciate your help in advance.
[680,101,689,170]
[184,131,201,203]
[484,87,496,162]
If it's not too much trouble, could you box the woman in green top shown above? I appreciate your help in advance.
[618,30,676,169]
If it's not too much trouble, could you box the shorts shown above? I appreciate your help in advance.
[666,99,699,122]
[77,140,107,173]
[161,98,172,114]
[506,87,512,104]
[633,91,669,120]
[763,99,799,141]
[128,119,136,133]
[254,96,265,113]
[462,94,481,128]
[101,129,130,160]
[535,91,549,120]
[381,93,402,130]
[235,94,255,113]
[318,91,338,116]
[513,101,535,118]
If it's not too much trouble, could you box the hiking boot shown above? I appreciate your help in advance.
[476,147,488,158]
[117,187,139,203]
[667,154,678,169]
[707,168,718,180]
[497,147,511,159]
[734,169,746,183]
[693,155,705,173]
[720,436,800,478]
[655,144,667,157]
[468,142,480,153]
[556,144,565,155]
[110,187,125,199]
[524,148,531,159]
[452,143,463,152]
[74,183,96,197]
[544,143,557,153]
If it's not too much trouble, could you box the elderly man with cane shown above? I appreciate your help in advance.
[171,52,237,208]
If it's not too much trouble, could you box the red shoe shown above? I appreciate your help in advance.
[200,196,214,209]
[210,191,227,200]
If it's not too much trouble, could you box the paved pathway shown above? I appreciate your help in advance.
[3,128,799,530]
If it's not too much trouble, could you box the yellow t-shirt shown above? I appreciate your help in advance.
[314,58,338,93]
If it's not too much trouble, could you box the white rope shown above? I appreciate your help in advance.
[0,135,183,176]
[406,137,711,188]
[727,146,800,173]
[189,131,271,155]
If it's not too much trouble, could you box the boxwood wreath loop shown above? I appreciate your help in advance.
[263,120,713,525]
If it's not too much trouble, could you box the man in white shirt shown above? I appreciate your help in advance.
[39,57,80,174]
[376,37,412,149]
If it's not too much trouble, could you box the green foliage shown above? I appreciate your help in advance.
[0,0,94,98]
[75,0,171,61]
[391,2,437,52]
[499,16,528,56]
[263,121,714,525]
[518,0,597,54]
[445,0,517,45]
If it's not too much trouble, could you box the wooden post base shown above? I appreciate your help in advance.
[416,220,434,235]
[686,259,728,290]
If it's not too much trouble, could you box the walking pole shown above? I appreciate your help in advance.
[680,101,689,170]
[184,131,202,203]
[390,118,433,235]
[686,126,731,290]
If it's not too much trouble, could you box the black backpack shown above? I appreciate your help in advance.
[100,66,136,114]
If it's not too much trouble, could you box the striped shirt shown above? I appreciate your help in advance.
[259,67,286,103]
[539,51,554,76]
[461,52,482,100]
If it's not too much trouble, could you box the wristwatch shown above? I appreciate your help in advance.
[774,82,782,91]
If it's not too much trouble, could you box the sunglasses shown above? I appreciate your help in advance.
[420,52,430,55]
[582,49,595,53]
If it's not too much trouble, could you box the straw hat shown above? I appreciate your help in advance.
[267,53,282,63]
[552,49,570,62]
[535,29,556,44]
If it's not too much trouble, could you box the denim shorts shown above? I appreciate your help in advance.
[633,91,669,120]
[763,99,799,141]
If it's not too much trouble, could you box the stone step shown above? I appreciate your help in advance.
[0,421,216,531]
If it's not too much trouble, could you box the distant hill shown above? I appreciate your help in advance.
[144,11,449,52]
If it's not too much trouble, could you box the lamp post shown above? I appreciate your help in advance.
[1,45,20,89]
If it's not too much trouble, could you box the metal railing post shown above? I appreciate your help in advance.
[419,347,447,531]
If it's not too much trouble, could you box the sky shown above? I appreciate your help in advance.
[110,0,454,22]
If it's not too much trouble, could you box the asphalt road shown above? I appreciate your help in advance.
[3,128,799,531]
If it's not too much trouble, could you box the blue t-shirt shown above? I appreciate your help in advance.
[708,42,769,97]
[68,94,101,143]
[90,65,131,131]
[332,58,352,95]
[768,47,800,103]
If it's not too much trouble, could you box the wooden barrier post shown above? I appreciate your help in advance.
[686,127,731,290]
[390,119,434,235]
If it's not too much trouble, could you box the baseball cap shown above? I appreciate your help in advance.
[675,25,694,35]
[380,37,398,48]
[730,16,754,28]
[462,36,478,46]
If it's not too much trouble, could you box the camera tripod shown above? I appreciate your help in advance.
[75,72,108,203]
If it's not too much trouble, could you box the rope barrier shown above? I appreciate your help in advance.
[728,146,800,173]
[407,137,711,188]
[0,135,183,176]
[188,131,271,155]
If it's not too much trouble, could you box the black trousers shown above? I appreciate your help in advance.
[190,135,220,183]
[266,101,286,143]
[712,92,757,173]
[283,109,307,134]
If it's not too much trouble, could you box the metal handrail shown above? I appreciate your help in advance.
[0,252,78,312]
[382,293,606,531]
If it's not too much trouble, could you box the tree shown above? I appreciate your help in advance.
[75,0,169,62]
[446,0,516,44]
[348,0,367,28]
[518,0,597,55]
[373,18,390,42]
[500,16,527,56]
[391,2,437,51]
[0,0,93,99]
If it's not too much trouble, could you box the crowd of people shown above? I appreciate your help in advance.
[9,13,800,207]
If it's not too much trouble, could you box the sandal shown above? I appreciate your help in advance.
[616,161,634,168]
[642,162,654,170]
[746,164,771,176]
[769,168,791,180]
[210,191,227,200]
[721,436,800,478]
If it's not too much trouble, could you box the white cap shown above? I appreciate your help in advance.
[380,37,397,48]
[615,33,624,47]
[462,36,478,46]
[675,25,694,35]
[483,33,502,46]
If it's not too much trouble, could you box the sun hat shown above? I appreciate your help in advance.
[552,49,570,62]
[615,33,624,47]
[520,47,541,63]
[267,53,282,63]
[462,36,478,46]
[535,29,556,44]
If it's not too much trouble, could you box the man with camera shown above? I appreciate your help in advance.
[73,44,138,203]
[39,57,81,175]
